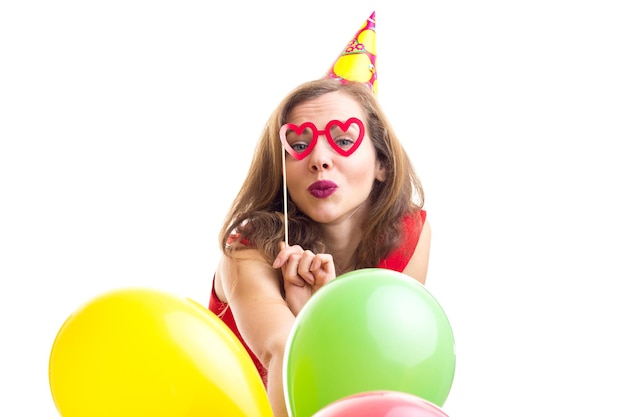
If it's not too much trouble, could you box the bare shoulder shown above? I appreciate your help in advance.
[214,248,283,304]
[402,219,431,285]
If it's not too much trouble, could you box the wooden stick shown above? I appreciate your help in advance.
[281,149,289,247]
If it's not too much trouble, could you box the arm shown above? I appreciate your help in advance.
[216,249,293,417]
[402,219,431,285]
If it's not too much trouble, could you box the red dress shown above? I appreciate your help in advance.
[208,210,426,386]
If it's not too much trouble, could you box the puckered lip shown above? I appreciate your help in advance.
[307,180,338,198]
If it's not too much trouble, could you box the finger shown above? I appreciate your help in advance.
[309,254,333,272]
[297,250,316,285]
[282,253,305,286]
[273,244,303,268]
[284,274,307,288]
[310,254,336,285]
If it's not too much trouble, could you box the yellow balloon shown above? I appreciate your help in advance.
[49,288,273,417]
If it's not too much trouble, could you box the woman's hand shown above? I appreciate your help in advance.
[272,242,336,316]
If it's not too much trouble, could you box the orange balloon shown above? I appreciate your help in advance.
[49,288,272,417]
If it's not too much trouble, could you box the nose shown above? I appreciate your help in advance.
[308,140,335,172]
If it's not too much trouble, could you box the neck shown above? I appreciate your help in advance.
[320,203,368,275]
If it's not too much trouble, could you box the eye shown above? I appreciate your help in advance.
[291,142,309,153]
[285,126,314,155]
[334,137,355,149]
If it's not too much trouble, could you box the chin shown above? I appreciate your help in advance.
[309,209,363,226]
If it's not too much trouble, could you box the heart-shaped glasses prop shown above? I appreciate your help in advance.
[279,117,365,247]
[279,117,365,160]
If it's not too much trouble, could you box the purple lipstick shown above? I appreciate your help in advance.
[307,180,338,198]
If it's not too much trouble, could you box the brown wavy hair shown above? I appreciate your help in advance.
[218,78,424,269]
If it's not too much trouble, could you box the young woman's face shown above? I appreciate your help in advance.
[282,91,385,226]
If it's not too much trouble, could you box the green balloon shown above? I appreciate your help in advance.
[283,268,456,417]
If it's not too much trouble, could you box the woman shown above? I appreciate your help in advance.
[209,78,431,417]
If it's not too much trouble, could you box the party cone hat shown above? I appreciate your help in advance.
[326,11,377,95]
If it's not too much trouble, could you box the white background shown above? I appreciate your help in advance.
[1,1,625,415]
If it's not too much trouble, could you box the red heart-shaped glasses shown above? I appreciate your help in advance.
[279,117,365,161]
